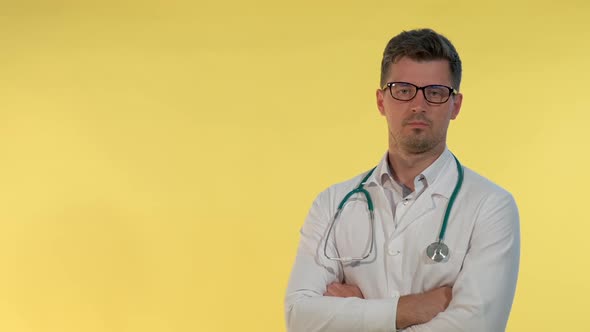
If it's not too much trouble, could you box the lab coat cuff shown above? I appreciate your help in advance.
[362,297,398,331]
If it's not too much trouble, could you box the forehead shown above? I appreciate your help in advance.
[387,57,452,86]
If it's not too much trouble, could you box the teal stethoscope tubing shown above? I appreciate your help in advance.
[323,154,464,263]
[439,155,464,241]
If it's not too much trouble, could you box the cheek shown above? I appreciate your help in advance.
[383,104,407,123]
[437,107,456,122]
[385,112,403,129]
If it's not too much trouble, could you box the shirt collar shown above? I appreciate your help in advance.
[366,148,456,198]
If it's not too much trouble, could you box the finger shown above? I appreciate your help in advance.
[326,285,345,297]
[326,283,342,292]
[329,283,344,291]
[324,284,336,296]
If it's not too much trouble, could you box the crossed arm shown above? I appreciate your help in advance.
[285,189,520,331]
[324,282,453,330]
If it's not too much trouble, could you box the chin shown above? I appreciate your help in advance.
[401,138,436,154]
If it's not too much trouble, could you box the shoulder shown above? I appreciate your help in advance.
[460,166,519,227]
[462,166,514,202]
[329,169,373,193]
[311,168,375,212]
[302,168,376,230]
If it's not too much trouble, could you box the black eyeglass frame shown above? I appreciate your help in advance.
[381,82,458,104]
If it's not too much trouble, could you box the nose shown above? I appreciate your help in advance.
[409,89,429,112]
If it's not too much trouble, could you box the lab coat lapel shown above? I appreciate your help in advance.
[394,160,458,235]
[364,184,396,239]
[394,189,438,235]
[374,185,396,238]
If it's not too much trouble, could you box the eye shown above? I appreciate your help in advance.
[425,86,448,101]
[392,83,414,95]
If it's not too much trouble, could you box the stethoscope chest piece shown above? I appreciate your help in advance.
[426,242,450,263]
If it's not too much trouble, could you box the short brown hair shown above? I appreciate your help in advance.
[380,29,462,90]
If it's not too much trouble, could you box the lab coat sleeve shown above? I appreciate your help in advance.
[285,189,398,332]
[405,191,520,332]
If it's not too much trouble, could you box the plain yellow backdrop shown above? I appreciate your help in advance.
[0,0,589,331]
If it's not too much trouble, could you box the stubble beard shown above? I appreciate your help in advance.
[393,127,447,155]
[400,130,436,154]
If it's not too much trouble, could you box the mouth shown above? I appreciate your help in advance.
[405,121,429,128]
[403,115,431,128]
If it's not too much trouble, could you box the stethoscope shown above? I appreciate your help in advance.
[323,155,464,263]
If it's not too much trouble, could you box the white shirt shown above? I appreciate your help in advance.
[285,149,520,332]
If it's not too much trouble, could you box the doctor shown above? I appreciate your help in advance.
[285,29,520,331]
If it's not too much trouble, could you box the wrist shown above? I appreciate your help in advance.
[396,294,413,330]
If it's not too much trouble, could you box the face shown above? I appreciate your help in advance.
[376,57,462,155]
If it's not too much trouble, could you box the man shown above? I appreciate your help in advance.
[285,29,520,331]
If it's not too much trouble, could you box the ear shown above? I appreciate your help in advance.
[376,89,386,116]
[450,92,463,120]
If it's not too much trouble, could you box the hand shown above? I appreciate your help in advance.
[323,282,364,299]
[396,286,452,329]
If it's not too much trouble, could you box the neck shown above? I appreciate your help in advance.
[388,144,445,191]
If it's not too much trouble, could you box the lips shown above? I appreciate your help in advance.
[404,121,430,128]
[403,116,431,127]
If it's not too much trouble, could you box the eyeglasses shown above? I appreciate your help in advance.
[382,82,458,104]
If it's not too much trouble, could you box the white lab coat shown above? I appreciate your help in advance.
[285,149,520,331]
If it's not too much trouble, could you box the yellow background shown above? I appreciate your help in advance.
[0,0,588,331]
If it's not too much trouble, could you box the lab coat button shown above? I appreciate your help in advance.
[388,249,400,256]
